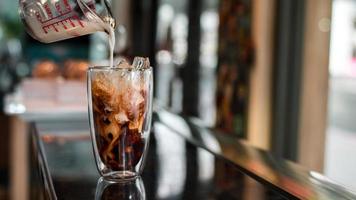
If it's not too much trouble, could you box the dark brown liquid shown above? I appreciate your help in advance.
[96,122,145,171]
[91,77,147,171]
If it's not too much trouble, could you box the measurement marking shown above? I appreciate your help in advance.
[53,23,59,32]
[61,20,68,29]
[63,0,71,11]
[42,26,48,34]
[72,15,84,28]
[40,4,86,34]
[68,18,75,27]
[40,10,72,24]
[55,2,63,14]
[44,3,53,18]
[42,16,79,34]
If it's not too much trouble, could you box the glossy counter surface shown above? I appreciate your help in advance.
[30,109,356,200]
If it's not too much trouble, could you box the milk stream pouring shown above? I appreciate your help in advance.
[19,0,116,67]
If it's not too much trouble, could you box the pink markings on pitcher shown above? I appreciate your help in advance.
[62,0,72,12]
[55,2,63,14]
[41,14,84,34]
[54,23,59,32]
[61,21,68,30]
[42,26,48,34]
[68,18,75,27]
[44,3,53,19]
[72,15,84,28]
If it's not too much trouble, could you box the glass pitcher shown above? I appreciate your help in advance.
[18,0,115,43]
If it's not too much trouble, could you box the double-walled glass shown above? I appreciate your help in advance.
[87,66,153,180]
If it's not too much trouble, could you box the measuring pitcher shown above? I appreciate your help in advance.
[19,0,116,43]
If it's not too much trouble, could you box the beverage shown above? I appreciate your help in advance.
[20,0,154,180]
[88,58,153,179]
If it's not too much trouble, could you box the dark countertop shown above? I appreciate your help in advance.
[29,109,356,200]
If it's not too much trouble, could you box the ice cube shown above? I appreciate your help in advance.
[118,87,139,119]
[132,57,150,69]
[116,59,131,69]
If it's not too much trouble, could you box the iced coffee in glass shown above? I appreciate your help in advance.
[87,57,153,180]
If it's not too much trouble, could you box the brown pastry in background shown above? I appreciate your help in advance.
[32,60,60,78]
[63,60,89,81]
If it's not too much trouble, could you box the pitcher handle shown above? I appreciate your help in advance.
[76,0,115,28]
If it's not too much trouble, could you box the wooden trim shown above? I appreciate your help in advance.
[247,0,275,150]
[10,117,29,200]
[298,0,332,172]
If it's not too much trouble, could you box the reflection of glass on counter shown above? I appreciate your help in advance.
[95,177,146,200]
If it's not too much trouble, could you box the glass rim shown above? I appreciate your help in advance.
[88,66,153,72]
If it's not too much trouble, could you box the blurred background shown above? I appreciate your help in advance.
[0,0,356,199]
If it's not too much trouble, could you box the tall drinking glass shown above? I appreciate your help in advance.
[87,66,153,180]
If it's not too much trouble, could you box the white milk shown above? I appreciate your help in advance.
[106,24,115,68]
